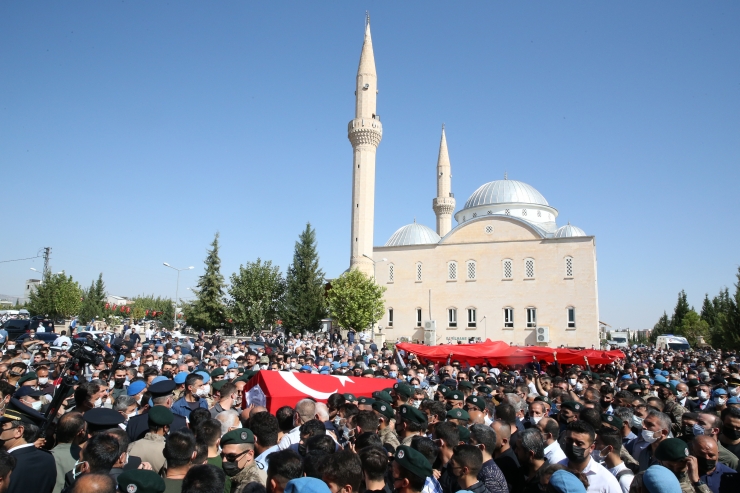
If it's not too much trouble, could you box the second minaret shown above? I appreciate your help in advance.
[433,125,455,236]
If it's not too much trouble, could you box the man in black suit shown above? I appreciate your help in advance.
[0,398,56,493]
[126,379,186,441]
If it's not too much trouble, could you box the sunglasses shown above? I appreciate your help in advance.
[220,450,248,462]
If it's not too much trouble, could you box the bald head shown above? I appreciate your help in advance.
[492,420,511,440]
[70,473,115,493]
[693,435,718,456]
[468,409,485,425]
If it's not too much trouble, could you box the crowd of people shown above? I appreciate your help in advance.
[0,324,738,493]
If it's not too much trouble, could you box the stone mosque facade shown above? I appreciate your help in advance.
[347,21,599,348]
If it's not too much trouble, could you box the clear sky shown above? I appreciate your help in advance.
[1,2,738,331]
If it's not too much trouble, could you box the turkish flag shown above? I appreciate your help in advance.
[242,370,392,414]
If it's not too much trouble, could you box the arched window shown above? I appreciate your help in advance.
[524,258,535,279]
[466,260,477,280]
[388,263,395,283]
[526,307,537,328]
[448,261,458,281]
[416,262,423,282]
[503,307,514,328]
[448,308,457,328]
[567,307,576,328]
[388,308,394,327]
[467,308,477,328]
[502,259,513,279]
[565,256,574,278]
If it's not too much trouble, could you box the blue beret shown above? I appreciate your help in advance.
[549,470,586,493]
[727,396,740,404]
[284,477,331,493]
[174,371,189,384]
[340,362,349,368]
[127,380,147,396]
[150,376,169,385]
[714,388,727,396]
[300,365,313,372]
[643,465,681,493]
[654,375,667,383]
[227,362,238,369]
[195,370,210,383]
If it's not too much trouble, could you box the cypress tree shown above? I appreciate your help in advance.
[79,273,106,324]
[700,294,717,328]
[281,223,327,333]
[187,233,227,333]
[670,290,691,332]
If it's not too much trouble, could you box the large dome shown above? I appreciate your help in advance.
[464,179,549,209]
[554,224,587,238]
[385,222,441,247]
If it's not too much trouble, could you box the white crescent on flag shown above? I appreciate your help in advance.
[278,371,338,400]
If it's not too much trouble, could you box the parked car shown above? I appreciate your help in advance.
[1,319,31,341]
[15,332,58,345]
[29,316,55,333]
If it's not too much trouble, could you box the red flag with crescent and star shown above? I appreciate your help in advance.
[241,370,393,414]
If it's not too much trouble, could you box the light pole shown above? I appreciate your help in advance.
[481,316,487,341]
[163,263,194,330]
[30,267,62,276]
[362,254,387,279]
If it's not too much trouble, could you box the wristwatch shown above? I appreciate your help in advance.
[692,480,706,488]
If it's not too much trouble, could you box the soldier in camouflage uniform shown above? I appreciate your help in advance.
[658,382,687,436]
[629,438,712,493]
[220,428,267,493]
[373,400,400,449]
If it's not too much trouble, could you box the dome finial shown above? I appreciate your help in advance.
[504,171,508,180]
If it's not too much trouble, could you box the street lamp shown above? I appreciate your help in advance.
[362,254,387,279]
[30,267,62,278]
[163,263,194,330]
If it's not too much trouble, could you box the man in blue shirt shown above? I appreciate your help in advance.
[694,435,739,493]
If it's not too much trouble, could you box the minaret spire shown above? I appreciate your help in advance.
[348,16,382,277]
[433,125,455,236]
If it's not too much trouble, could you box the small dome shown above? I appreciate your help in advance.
[554,224,586,238]
[464,179,549,209]
[385,222,441,247]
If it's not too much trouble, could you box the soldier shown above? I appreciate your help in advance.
[127,406,173,473]
[628,438,712,493]
[117,469,166,493]
[658,382,687,436]
[395,405,428,446]
[220,428,267,492]
[372,400,400,449]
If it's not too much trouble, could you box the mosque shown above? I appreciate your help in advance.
[346,21,599,348]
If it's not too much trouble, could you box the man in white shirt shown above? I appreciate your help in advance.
[53,330,72,347]
[538,417,567,464]
[558,421,622,493]
[594,424,634,493]
[277,399,317,450]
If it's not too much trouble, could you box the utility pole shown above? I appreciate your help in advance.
[42,247,51,279]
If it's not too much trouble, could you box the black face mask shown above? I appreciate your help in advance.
[696,457,717,473]
[723,425,740,441]
[564,442,589,463]
[114,378,126,387]
[222,460,243,477]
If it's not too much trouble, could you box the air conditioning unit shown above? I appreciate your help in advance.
[536,326,550,343]
[423,321,437,346]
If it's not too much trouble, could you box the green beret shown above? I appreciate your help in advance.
[654,362,664,370]
[358,397,375,406]
[372,400,395,421]
[212,380,227,391]
[446,408,470,421]
[17,372,38,385]
[343,393,357,402]
[372,391,393,404]
[458,381,474,390]
[369,360,378,366]
[394,383,413,399]
[655,438,690,461]
[437,385,450,395]
[466,396,486,411]
[601,414,623,429]
[235,370,256,382]
[220,428,255,446]
[117,469,165,493]
[687,380,699,388]
[398,404,427,426]
[458,425,470,443]
[560,401,583,412]
[627,384,643,392]
[394,445,433,479]
[477,386,492,395]
[210,367,225,377]
[446,391,464,401]
[147,406,174,426]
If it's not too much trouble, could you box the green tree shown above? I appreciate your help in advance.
[228,258,285,334]
[78,274,106,324]
[327,269,385,333]
[186,233,227,332]
[280,223,327,333]
[130,295,175,330]
[670,290,691,332]
[712,267,740,350]
[650,311,671,343]
[700,294,717,328]
[26,272,82,319]
[678,309,710,347]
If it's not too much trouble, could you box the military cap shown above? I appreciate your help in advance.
[601,414,623,429]
[477,385,492,395]
[437,385,450,395]
[654,362,664,370]
[372,400,395,421]
[117,469,166,493]
[446,408,470,421]
[369,360,378,366]
[655,438,690,461]
[358,397,375,406]
[458,381,474,390]
[148,379,176,398]
[343,393,357,402]
[653,375,667,384]
[398,404,427,426]
[446,391,464,401]
[14,387,44,399]
[372,391,393,404]
[127,380,147,396]
[657,382,677,395]
[394,445,433,479]
[195,370,211,383]
[394,383,414,399]
[83,408,125,432]
[362,369,374,376]
[443,379,458,388]
[174,371,189,384]
[236,370,257,382]
[458,425,470,442]
[0,398,46,426]
[212,380,228,391]
[220,428,255,446]
[627,384,644,392]
[17,372,38,386]
[147,406,174,426]
[727,377,740,387]
[466,396,486,411]
[559,401,582,412]
[687,379,699,388]
[210,367,225,377]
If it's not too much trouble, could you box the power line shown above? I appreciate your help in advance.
[0,255,42,264]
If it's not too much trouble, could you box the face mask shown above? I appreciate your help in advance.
[127,411,137,421]
[722,425,740,441]
[717,397,727,406]
[136,395,143,405]
[696,457,716,473]
[290,362,296,368]
[38,377,48,385]
[389,371,397,378]
[564,442,589,462]
[334,416,342,428]
[632,415,643,427]
[222,459,244,477]
[22,359,31,366]
[531,416,543,425]
[196,387,206,397]
[156,352,163,357]
[30,401,42,411]
[730,387,740,397]
[569,378,577,386]
[642,429,659,444]
[228,372,237,380]
[6,345,14,350]
[413,400,422,408]
[575,383,583,392]
[676,391,685,400]
[698,391,708,400]
[590,447,608,464]
[693,424,707,436]
[484,415,493,426]
[260,365,268,370]
[72,460,87,480]
[94,397,103,408]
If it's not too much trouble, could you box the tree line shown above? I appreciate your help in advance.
[651,266,740,349]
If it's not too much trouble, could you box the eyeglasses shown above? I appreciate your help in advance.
[220,450,248,462]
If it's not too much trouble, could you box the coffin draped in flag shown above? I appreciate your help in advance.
[395,339,624,366]
[242,370,393,414]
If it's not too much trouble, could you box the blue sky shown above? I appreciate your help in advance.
[1,3,738,331]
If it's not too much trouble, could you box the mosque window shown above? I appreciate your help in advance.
[537,211,542,218]
[522,209,527,216]
[503,307,514,328]
[467,308,477,328]
[526,307,537,328]
[466,261,477,280]
[388,264,395,283]
[416,262,422,282]
[388,308,394,327]
[567,307,576,328]
[505,209,510,215]
[487,210,492,215]
[472,212,477,218]
[448,261,458,281]
[525,258,535,279]
[485,225,493,234]
[448,308,458,328]
[503,259,513,279]
[416,308,422,327]
[565,257,574,278]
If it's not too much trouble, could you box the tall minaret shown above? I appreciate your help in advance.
[348,16,382,277]
[432,125,455,236]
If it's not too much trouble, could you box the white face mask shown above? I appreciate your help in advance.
[484,414,493,426]
[136,395,143,405]
[676,391,685,399]
[531,416,543,425]
[698,391,709,400]
[228,372,237,380]
[290,362,296,368]
[641,429,659,444]
[38,377,48,385]
[156,352,164,357]
[632,415,643,427]
[717,397,727,405]
[569,378,577,386]
[260,365,268,370]
[94,397,103,408]
[126,411,137,420]
[575,383,583,392]
[6,345,15,350]
[730,387,740,397]
[30,400,43,411]
[22,359,31,366]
